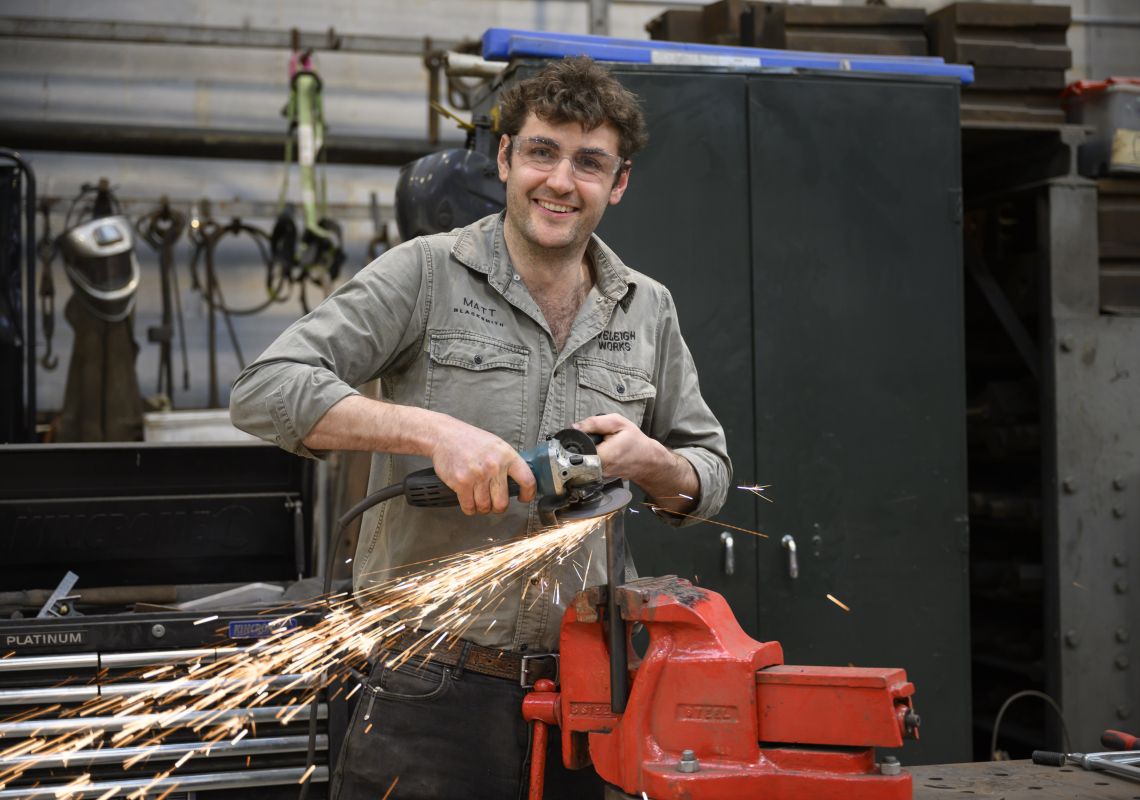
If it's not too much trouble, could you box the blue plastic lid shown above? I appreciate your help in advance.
[482,28,974,85]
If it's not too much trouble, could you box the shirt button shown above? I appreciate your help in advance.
[473,355,483,365]
[513,274,521,281]
[616,384,626,394]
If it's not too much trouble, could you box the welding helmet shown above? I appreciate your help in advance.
[58,215,140,322]
[395,149,505,239]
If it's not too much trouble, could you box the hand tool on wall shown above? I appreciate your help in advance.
[35,199,58,371]
[136,198,188,400]
[278,44,345,312]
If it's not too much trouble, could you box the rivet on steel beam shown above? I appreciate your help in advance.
[881,756,902,776]
[1064,630,1080,648]
[151,624,166,638]
[1112,507,1126,519]
[1116,654,1130,670]
[1118,706,1133,721]
[1116,579,1129,594]
[1062,478,1077,494]
[1059,335,1074,352]
[1115,553,1129,567]
[1118,628,1131,644]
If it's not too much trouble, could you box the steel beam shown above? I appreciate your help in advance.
[0,16,462,56]
[0,119,459,167]
[1040,178,1139,747]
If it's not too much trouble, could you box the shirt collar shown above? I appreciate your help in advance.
[451,212,637,308]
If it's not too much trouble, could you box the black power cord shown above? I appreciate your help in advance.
[990,689,1071,761]
[296,480,405,800]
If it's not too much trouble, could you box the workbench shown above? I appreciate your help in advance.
[912,760,1139,799]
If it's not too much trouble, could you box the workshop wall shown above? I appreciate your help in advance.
[2,0,1137,419]
[1,0,677,415]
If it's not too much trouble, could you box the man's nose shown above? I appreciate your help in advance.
[545,157,576,192]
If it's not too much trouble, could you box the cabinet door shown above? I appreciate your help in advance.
[597,69,760,636]
[748,75,971,765]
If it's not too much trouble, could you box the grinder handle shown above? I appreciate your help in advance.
[402,467,523,508]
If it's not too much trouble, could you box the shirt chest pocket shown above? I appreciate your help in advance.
[426,331,530,451]
[574,358,656,428]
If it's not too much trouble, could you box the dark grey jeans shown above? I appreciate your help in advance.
[330,654,604,800]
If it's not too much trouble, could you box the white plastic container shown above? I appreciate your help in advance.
[1063,78,1140,177]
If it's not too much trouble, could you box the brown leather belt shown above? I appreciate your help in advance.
[383,629,559,687]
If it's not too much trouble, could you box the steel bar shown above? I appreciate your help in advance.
[0,766,329,799]
[0,647,247,673]
[0,734,327,770]
[0,703,327,738]
[0,16,461,57]
[0,674,317,706]
[605,510,628,714]
[0,119,460,167]
[0,491,298,506]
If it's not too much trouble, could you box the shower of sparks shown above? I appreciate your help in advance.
[0,516,606,793]
[826,593,851,612]
[1072,581,1088,591]
[381,776,399,800]
[737,484,773,503]
[643,503,768,539]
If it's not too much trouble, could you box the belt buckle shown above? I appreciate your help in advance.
[520,653,559,688]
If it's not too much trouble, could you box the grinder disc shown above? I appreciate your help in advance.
[556,484,632,522]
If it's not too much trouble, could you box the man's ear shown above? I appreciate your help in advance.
[609,163,632,205]
[497,134,512,183]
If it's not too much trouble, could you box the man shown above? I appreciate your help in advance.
[231,56,730,800]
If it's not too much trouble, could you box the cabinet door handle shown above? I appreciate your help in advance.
[720,531,735,576]
[781,534,799,579]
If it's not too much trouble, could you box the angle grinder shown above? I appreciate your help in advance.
[400,428,630,523]
[323,429,631,597]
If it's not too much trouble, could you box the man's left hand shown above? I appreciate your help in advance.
[573,414,699,514]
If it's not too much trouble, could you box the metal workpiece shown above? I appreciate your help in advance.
[606,509,629,714]
[880,756,902,776]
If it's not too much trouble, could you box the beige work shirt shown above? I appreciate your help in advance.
[231,213,730,652]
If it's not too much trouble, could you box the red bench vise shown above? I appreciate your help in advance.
[523,575,920,800]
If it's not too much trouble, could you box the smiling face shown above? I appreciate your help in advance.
[497,113,630,261]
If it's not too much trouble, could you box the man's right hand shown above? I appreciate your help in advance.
[303,396,536,515]
[429,418,537,515]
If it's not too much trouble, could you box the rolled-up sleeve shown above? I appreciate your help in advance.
[230,239,430,458]
[645,290,732,525]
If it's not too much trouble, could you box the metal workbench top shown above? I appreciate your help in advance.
[912,759,1139,799]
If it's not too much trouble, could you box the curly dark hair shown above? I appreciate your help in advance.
[498,56,648,161]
